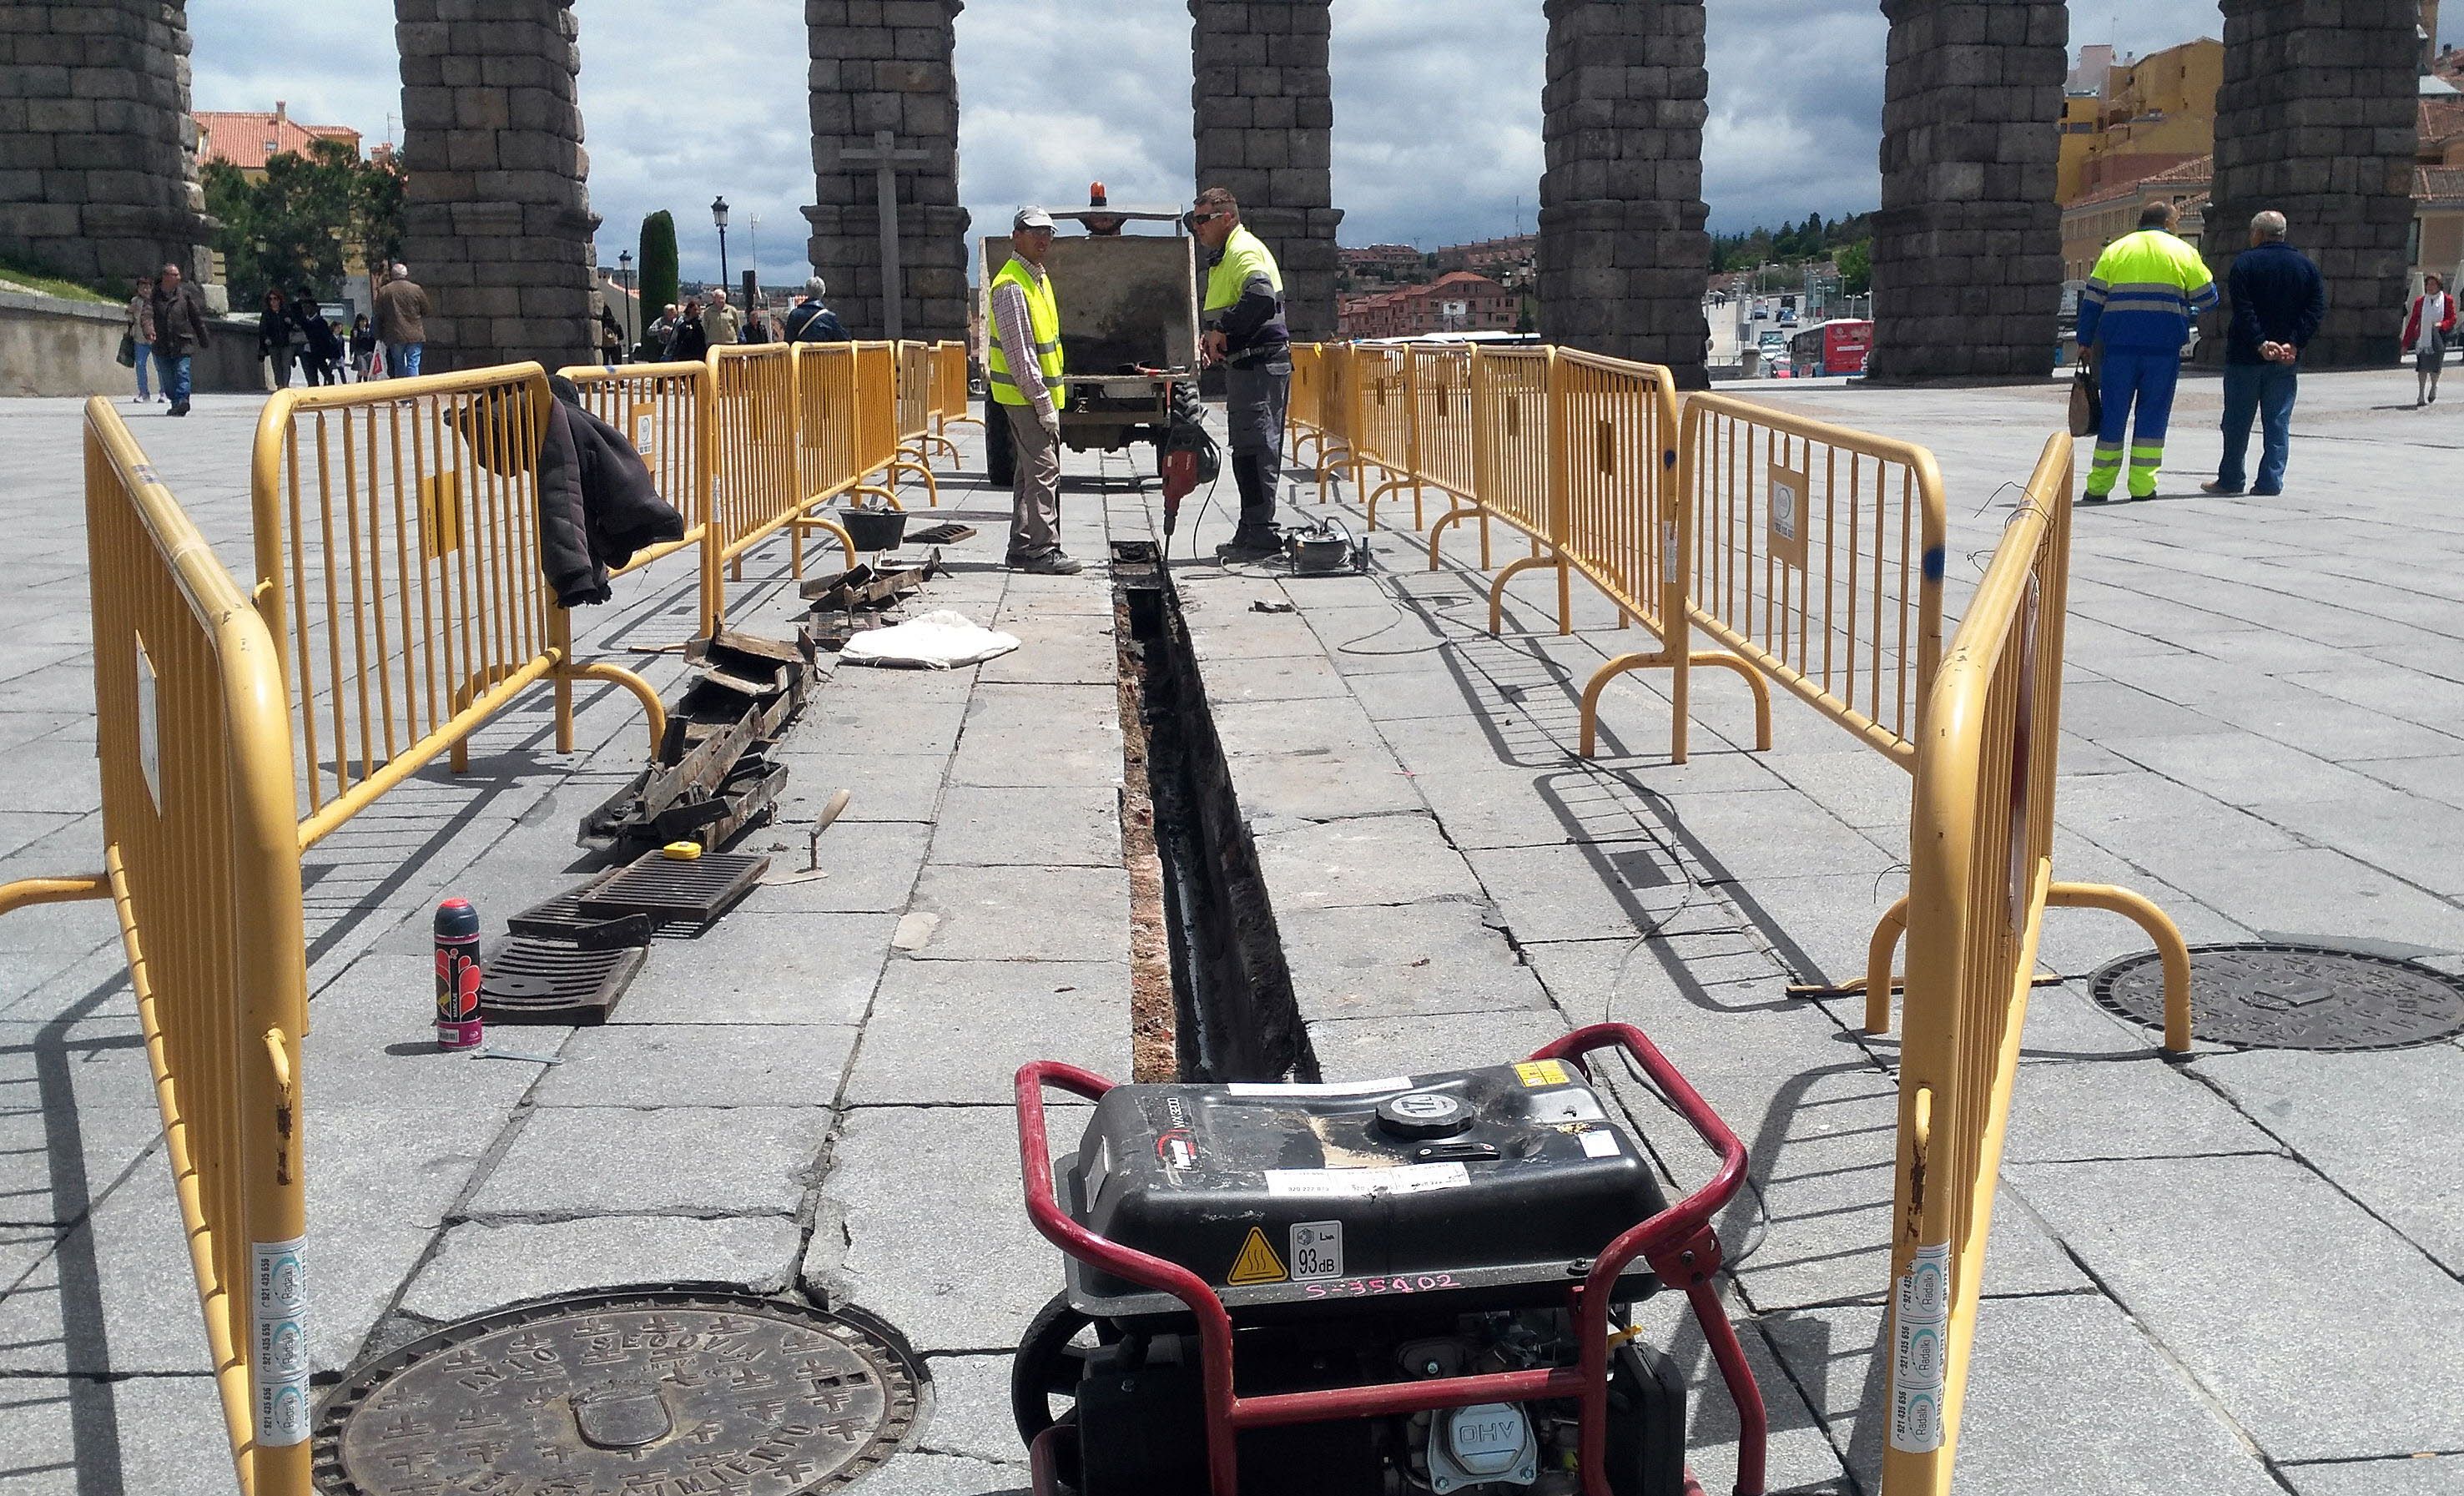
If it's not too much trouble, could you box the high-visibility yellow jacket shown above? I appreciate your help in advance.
[1203,224,1287,360]
[987,254,1063,408]
[2077,229,2220,352]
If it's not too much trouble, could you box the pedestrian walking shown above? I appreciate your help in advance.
[742,307,772,345]
[349,314,376,380]
[649,303,679,357]
[988,205,1080,575]
[125,275,158,405]
[2074,200,2219,501]
[1187,186,1291,559]
[597,303,626,363]
[668,296,708,361]
[784,277,849,342]
[2201,211,2324,499]
[700,288,739,350]
[148,262,209,417]
[373,262,431,378]
[2405,273,2455,408]
[292,289,344,386]
[257,288,302,389]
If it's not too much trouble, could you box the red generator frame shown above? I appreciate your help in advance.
[1013,1021,1770,1496]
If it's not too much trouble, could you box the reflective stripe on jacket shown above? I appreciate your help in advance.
[1204,224,1287,360]
[2077,229,2219,352]
[986,254,1063,408]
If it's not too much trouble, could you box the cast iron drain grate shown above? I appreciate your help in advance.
[580,849,771,923]
[315,1289,920,1495]
[2091,942,2464,1050]
[479,937,646,1024]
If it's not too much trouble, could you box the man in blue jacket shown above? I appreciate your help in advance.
[2201,211,2325,498]
[2075,201,2219,501]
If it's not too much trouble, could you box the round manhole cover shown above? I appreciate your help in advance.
[2092,942,2464,1050]
[314,1289,920,1495]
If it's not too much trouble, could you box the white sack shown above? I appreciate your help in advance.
[839,609,1022,669]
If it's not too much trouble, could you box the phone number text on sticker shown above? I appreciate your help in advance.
[1302,1273,1463,1299]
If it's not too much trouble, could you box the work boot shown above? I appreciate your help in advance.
[1016,550,1084,576]
[1215,527,1283,562]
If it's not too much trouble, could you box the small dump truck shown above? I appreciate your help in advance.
[981,187,1201,487]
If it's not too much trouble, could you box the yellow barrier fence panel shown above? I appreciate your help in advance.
[88,399,311,1496]
[1429,345,1554,607]
[557,360,720,634]
[787,342,860,572]
[1313,343,1358,503]
[888,340,945,501]
[711,341,809,588]
[1675,392,1948,769]
[932,340,978,434]
[1882,432,2072,1495]
[249,365,668,849]
[1350,344,1413,527]
[845,340,914,508]
[1287,343,1323,468]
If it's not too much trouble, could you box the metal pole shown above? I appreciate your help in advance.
[875,130,904,344]
[718,225,730,308]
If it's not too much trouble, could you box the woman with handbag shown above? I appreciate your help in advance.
[123,276,157,404]
[2404,274,2455,408]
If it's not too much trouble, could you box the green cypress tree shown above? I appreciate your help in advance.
[639,211,678,345]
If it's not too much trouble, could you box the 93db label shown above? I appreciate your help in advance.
[1289,1221,1343,1281]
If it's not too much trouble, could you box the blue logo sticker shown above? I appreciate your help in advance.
[1922,545,1946,581]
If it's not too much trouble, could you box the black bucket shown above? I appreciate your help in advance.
[840,507,908,552]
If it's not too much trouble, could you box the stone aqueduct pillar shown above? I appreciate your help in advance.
[1868,0,2068,382]
[0,0,214,292]
[391,0,597,372]
[1189,0,1343,342]
[2204,0,2417,368]
[1535,0,1713,387]
[804,0,970,344]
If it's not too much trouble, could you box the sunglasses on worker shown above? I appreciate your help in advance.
[1184,209,1229,229]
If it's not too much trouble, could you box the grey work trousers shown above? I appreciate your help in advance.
[1004,400,1063,562]
[1223,356,1290,536]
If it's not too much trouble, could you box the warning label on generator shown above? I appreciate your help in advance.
[1288,1221,1343,1281]
[1227,1227,1288,1285]
[1514,1060,1570,1089]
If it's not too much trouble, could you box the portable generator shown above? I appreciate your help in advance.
[1012,1024,1767,1496]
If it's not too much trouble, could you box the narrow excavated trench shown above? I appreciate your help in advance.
[1111,540,1314,1085]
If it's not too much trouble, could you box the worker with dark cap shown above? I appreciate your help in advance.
[1188,187,1289,561]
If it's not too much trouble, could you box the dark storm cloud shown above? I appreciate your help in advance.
[185,0,2237,274]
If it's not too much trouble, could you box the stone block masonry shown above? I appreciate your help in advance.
[805,0,970,344]
[0,0,214,290]
[1868,0,2067,382]
[1536,0,1710,387]
[2203,0,2417,370]
[392,0,598,373]
[1190,0,1341,341]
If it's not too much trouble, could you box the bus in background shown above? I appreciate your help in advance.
[1788,319,1873,377]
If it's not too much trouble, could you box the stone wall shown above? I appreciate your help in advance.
[1190,0,1340,341]
[1535,0,1710,386]
[0,1,213,292]
[1868,0,2066,382]
[392,0,598,373]
[805,0,969,344]
[0,286,261,397]
[2203,0,2416,369]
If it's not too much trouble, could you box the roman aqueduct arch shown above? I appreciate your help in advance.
[0,0,2421,385]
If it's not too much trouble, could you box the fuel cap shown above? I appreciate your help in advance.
[1377,1090,1471,1139]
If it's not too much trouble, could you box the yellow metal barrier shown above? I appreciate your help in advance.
[1881,432,2183,1493]
[899,340,963,471]
[249,365,668,849]
[1287,342,1326,472]
[558,360,722,633]
[1312,342,1361,502]
[933,339,980,437]
[1348,343,1413,525]
[855,340,935,506]
[87,399,312,1495]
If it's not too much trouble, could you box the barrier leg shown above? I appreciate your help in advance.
[1479,510,1492,571]
[562,660,670,763]
[890,457,940,507]
[1366,476,1413,531]
[1864,896,1911,1035]
[1413,478,1425,530]
[849,483,905,512]
[1428,502,1481,572]
[1577,651,1672,758]
[1555,554,1572,637]
[1486,552,1559,636]
[555,672,575,753]
[0,874,111,916]
[2045,883,2194,1055]
[793,514,859,571]
[1691,652,1775,753]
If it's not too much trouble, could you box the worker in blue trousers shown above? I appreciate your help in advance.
[2074,200,2219,501]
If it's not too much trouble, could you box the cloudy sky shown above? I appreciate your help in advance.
[191,0,2245,284]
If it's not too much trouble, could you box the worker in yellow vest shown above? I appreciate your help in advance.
[1189,187,1290,561]
[987,205,1080,575]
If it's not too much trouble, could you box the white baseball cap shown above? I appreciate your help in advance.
[1013,206,1056,232]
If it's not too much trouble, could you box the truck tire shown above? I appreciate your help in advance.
[985,402,1015,488]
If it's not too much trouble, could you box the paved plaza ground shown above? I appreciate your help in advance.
[3,365,2462,1494]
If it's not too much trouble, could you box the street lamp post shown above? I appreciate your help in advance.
[712,196,730,307]
[617,249,634,357]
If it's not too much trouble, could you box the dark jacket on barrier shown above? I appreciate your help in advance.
[536,375,685,606]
